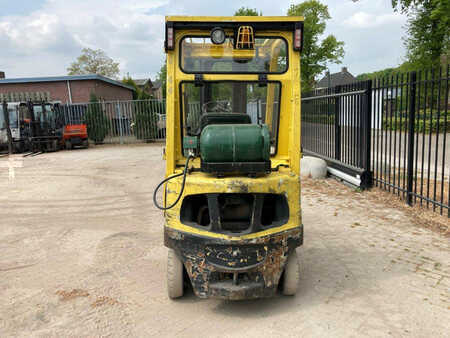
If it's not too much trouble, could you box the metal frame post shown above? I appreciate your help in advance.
[406,71,417,205]
[334,85,341,161]
[362,80,373,188]
[116,102,124,145]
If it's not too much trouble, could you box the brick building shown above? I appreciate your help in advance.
[0,74,135,103]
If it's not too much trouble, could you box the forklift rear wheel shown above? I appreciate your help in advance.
[65,140,72,150]
[14,141,24,154]
[167,249,184,299]
[82,139,89,148]
[282,250,300,296]
[52,139,59,151]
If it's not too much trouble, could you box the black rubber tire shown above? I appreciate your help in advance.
[14,141,23,154]
[65,140,72,150]
[82,139,89,148]
[52,139,59,152]
[282,250,300,296]
[167,249,184,299]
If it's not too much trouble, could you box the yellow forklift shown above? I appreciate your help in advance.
[153,16,304,300]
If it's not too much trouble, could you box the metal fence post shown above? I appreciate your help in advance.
[406,71,417,206]
[116,102,124,145]
[334,85,341,161]
[362,79,373,188]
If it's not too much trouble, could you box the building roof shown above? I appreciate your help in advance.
[0,74,135,91]
[134,78,151,86]
[152,80,162,89]
[316,67,356,89]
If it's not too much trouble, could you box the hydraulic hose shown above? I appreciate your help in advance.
[153,155,193,210]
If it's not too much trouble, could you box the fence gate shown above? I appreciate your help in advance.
[301,81,372,188]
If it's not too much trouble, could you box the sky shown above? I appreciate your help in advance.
[0,0,408,81]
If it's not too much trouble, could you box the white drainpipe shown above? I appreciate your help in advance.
[66,80,73,104]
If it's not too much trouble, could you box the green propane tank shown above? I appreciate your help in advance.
[200,124,270,163]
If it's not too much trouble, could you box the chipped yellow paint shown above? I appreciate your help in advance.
[163,16,302,240]
[164,171,301,240]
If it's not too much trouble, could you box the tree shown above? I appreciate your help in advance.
[287,1,345,92]
[84,93,109,143]
[68,48,120,79]
[402,0,449,69]
[234,7,261,16]
[122,77,152,100]
[391,0,427,12]
[157,61,167,99]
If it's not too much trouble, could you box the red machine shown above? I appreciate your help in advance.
[62,123,88,149]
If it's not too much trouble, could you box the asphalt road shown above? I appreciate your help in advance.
[0,144,448,337]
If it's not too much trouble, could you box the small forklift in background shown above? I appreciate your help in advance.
[61,116,88,150]
[154,16,304,300]
[28,101,62,153]
[1,102,23,152]
[53,104,89,150]
[1,101,61,154]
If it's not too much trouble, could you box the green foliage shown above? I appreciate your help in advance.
[68,48,120,79]
[234,7,261,16]
[122,77,152,100]
[382,115,450,133]
[402,0,449,69]
[302,113,335,124]
[392,0,434,13]
[287,0,345,92]
[356,61,422,81]
[134,101,163,140]
[84,93,109,143]
[122,77,139,100]
[382,109,450,133]
[157,61,167,99]
[357,67,401,81]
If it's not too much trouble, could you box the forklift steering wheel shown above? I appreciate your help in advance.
[202,101,231,113]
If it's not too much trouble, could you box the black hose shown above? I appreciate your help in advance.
[153,155,193,210]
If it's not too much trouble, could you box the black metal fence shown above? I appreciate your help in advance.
[371,67,449,216]
[302,66,449,217]
[301,80,372,188]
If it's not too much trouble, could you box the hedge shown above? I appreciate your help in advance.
[382,117,450,133]
[84,95,109,143]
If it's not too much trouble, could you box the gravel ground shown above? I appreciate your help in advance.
[0,144,449,337]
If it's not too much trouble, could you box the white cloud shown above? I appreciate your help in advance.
[0,0,167,79]
[0,0,409,80]
[343,11,404,28]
